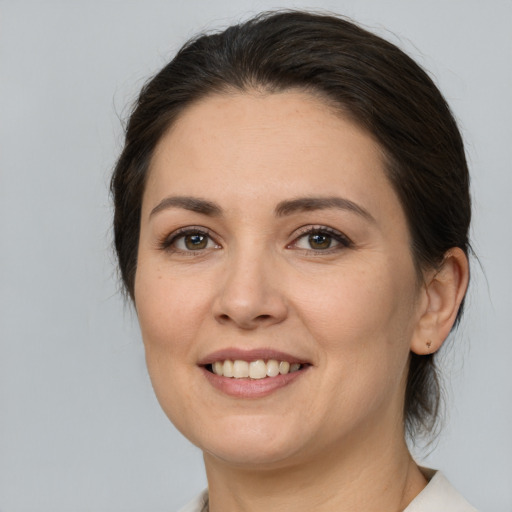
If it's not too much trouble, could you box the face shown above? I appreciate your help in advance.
[135,91,424,469]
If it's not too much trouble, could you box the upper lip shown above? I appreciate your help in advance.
[198,348,310,366]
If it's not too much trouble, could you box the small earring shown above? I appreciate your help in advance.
[426,340,432,352]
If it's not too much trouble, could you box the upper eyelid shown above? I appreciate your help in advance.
[288,226,353,251]
[291,224,351,240]
[173,226,209,234]
[168,226,215,238]
[159,226,220,249]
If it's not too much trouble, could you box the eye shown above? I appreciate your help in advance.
[177,232,211,250]
[304,233,333,250]
[290,226,352,252]
[160,227,220,253]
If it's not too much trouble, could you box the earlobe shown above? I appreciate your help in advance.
[411,248,469,355]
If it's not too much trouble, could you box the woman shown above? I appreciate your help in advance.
[111,11,475,511]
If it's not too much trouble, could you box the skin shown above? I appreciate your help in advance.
[134,91,469,512]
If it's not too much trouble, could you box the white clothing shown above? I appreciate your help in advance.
[177,470,477,512]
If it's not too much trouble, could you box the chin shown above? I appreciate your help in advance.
[204,440,304,469]
[179,413,308,468]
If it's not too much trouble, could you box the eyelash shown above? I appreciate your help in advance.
[158,226,219,255]
[288,225,353,253]
[158,225,353,254]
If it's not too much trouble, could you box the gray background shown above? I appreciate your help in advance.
[1,0,511,511]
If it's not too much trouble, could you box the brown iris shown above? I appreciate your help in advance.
[308,233,332,250]
[184,233,208,250]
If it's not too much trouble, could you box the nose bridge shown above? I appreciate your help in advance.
[214,238,287,329]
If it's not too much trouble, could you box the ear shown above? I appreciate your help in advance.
[411,248,469,355]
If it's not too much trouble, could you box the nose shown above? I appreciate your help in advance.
[212,248,288,330]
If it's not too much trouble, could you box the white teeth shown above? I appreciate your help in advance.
[279,361,290,375]
[223,359,234,377]
[213,361,224,376]
[249,360,267,379]
[233,360,249,378]
[266,359,280,377]
[210,359,303,379]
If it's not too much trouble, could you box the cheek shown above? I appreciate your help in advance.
[294,260,416,344]
[291,258,418,398]
[134,266,210,430]
[135,264,211,353]
[300,272,416,429]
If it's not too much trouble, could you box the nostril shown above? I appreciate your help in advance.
[213,295,288,328]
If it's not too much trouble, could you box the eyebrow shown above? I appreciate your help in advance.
[275,197,375,222]
[150,196,222,218]
[149,195,374,222]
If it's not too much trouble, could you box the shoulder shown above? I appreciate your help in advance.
[405,469,478,512]
[177,489,208,512]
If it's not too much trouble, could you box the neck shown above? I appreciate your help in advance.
[203,424,427,512]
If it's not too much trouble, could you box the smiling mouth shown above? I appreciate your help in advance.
[206,359,306,379]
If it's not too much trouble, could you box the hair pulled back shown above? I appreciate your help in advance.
[111,11,471,439]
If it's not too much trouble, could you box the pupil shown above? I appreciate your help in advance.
[185,234,207,250]
[309,233,331,249]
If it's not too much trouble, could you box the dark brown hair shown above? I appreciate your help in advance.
[111,11,471,439]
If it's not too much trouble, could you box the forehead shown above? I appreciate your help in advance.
[144,91,399,220]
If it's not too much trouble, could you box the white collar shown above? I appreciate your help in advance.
[404,470,478,511]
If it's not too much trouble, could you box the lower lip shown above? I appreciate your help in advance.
[201,367,307,398]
